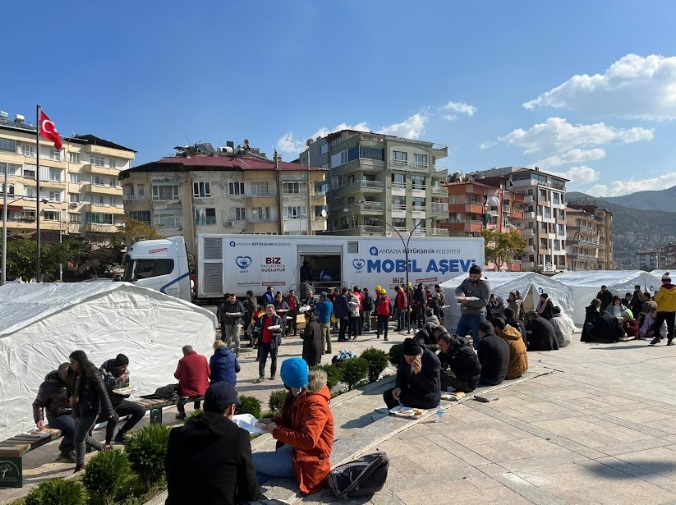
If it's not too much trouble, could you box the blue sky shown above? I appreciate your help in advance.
[5,0,676,196]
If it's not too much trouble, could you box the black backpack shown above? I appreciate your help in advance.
[327,452,389,499]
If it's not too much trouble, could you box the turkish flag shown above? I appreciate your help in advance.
[39,111,63,150]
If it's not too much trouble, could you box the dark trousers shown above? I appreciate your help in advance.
[650,311,676,340]
[397,309,406,331]
[383,388,438,410]
[338,318,349,341]
[377,315,389,339]
[415,304,424,327]
[176,398,202,415]
[363,311,371,331]
[47,415,75,452]
[349,317,360,339]
[105,400,145,442]
[75,415,103,466]
[258,342,278,378]
[440,370,475,393]
[288,310,297,335]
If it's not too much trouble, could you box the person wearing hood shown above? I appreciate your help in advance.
[492,317,528,380]
[383,338,441,409]
[254,358,334,495]
[436,332,481,392]
[535,293,554,320]
[100,353,145,445]
[33,363,76,462]
[548,306,574,348]
[454,265,491,348]
[504,307,527,346]
[165,382,262,505]
[486,293,505,320]
[210,340,241,386]
[525,311,559,351]
[650,272,676,346]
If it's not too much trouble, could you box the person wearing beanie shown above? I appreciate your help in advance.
[166,382,263,505]
[99,353,145,445]
[649,272,676,346]
[254,359,334,495]
[383,337,441,409]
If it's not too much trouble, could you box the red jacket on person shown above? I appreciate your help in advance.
[174,350,210,397]
[395,290,407,310]
[376,295,391,316]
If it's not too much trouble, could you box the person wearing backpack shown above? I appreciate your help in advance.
[254,358,334,495]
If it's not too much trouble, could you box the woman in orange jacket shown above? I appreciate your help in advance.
[254,358,334,495]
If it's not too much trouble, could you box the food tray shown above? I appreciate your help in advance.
[389,405,426,418]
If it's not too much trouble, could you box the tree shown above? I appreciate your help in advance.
[4,237,76,281]
[117,219,162,245]
[481,229,527,271]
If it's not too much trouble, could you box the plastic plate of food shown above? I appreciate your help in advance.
[112,387,138,395]
[455,296,479,301]
[389,406,425,418]
[268,325,281,331]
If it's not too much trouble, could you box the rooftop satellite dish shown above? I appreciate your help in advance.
[321,209,328,218]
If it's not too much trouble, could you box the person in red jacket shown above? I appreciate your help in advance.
[376,288,392,341]
[254,358,334,495]
[174,345,211,420]
[394,285,408,332]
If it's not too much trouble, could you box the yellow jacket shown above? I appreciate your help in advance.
[498,326,528,380]
[655,285,676,312]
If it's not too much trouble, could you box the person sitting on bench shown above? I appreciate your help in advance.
[100,354,145,445]
[383,338,441,409]
[32,363,76,462]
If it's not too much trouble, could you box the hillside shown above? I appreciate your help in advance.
[602,185,676,212]
[566,193,676,268]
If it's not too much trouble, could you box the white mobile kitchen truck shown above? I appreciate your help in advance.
[123,234,484,303]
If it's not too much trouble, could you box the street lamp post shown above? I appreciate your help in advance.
[42,198,64,281]
[373,217,432,333]
[1,166,8,285]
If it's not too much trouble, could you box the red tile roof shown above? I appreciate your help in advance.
[148,154,324,171]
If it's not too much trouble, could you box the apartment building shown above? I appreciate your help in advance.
[637,249,660,270]
[469,167,568,272]
[0,110,135,244]
[299,130,449,237]
[119,143,328,255]
[443,177,527,270]
[567,203,614,270]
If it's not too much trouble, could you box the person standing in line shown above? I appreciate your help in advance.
[650,272,676,346]
[274,293,290,336]
[347,289,361,340]
[413,283,426,329]
[315,292,333,355]
[362,287,374,332]
[454,265,491,348]
[375,288,392,341]
[210,340,241,386]
[262,286,275,306]
[219,293,245,356]
[66,350,118,472]
[244,290,258,342]
[174,345,211,420]
[301,312,324,366]
[395,285,408,331]
[253,304,284,382]
[352,286,364,336]
[286,289,300,337]
[333,288,351,342]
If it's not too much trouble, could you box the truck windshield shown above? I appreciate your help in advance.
[122,259,175,281]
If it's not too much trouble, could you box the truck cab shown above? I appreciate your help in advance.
[122,236,191,301]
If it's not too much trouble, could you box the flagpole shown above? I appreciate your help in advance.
[1,158,7,285]
[36,104,41,282]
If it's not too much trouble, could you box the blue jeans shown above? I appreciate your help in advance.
[397,309,406,331]
[74,415,103,466]
[456,313,485,348]
[252,444,294,485]
[47,415,75,452]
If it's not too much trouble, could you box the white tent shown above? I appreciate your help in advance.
[553,270,662,325]
[0,283,217,442]
[440,272,573,333]
[651,270,671,280]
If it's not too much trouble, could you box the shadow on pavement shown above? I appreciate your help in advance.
[584,459,676,479]
[341,411,388,429]
[589,344,652,350]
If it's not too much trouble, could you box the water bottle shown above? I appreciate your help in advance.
[436,401,444,423]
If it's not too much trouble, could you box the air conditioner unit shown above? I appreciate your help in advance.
[225,221,235,228]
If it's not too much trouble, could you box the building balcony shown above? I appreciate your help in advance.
[39,178,67,189]
[431,203,447,215]
[80,223,120,234]
[431,186,446,195]
[358,201,384,215]
[82,163,120,177]
[246,195,278,207]
[448,203,484,214]
[81,183,121,196]
[445,220,483,234]
[427,228,449,237]
[337,179,385,194]
[522,228,534,237]
[83,203,125,215]
[333,158,386,176]
[122,194,150,201]
[510,210,524,220]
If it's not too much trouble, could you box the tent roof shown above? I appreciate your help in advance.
[440,271,566,290]
[554,270,661,289]
[0,282,216,338]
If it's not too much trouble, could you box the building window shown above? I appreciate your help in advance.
[152,184,179,201]
[284,206,306,219]
[391,173,405,185]
[69,152,80,163]
[44,210,59,221]
[228,181,245,195]
[0,137,17,153]
[70,173,81,183]
[557,224,565,236]
[48,191,62,202]
[393,196,405,211]
[46,149,61,161]
[154,214,182,227]
[0,183,14,196]
[129,211,151,225]
[360,146,384,161]
[411,175,425,190]
[251,207,271,221]
[85,212,114,225]
[69,192,81,203]
[539,189,547,200]
[106,158,116,169]
[414,154,428,167]
[320,143,329,155]
[91,156,104,166]
[282,181,307,194]
[20,145,35,157]
[250,182,270,196]
[330,150,349,168]
[553,192,560,204]
[412,197,426,210]
[230,208,246,221]
[392,151,407,166]
[49,168,63,182]
[69,213,81,223]
[193,181,211,197]
[195,208,217,225]
[24,186,36,199]
[0,162,20,175]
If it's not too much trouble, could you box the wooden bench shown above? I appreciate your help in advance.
[0,395,203,488]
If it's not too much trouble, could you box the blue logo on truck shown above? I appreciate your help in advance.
[369,247,379,256]
[363,259,476,274]
[352,259,365,271]
[229,241,236,247]
[236,256,252,269]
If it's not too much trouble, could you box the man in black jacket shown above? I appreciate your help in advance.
[32,363,75,462]
[218,294,245,356]
[596,285,613,313]
[525,311,560,351]
[476,321,509,386]
[437,332,481,392]
[100,354,145,445]
[591,311,625,343]
[383,338,441,409]
[166,382,262,505]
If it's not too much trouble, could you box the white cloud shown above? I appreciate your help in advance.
[380,113,428,139]
[588,172,676,197]
[523,54,676,120]
[547,165,600,186]
[442,101,477,120]
[276,122,370,155]
[536,148,606,169]
[478,140,497,150]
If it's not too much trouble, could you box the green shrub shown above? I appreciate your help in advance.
[360,347,389,383]
[187,409,203,420]
[260,410,277,419]
[82,449,133,505]
[388,343,403,367]
[311,364,341,390]
[340,358,370,391]
[236,395,262,419]
[125,424,171,491]
[268,390,288,415]
[24,479,86,505]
